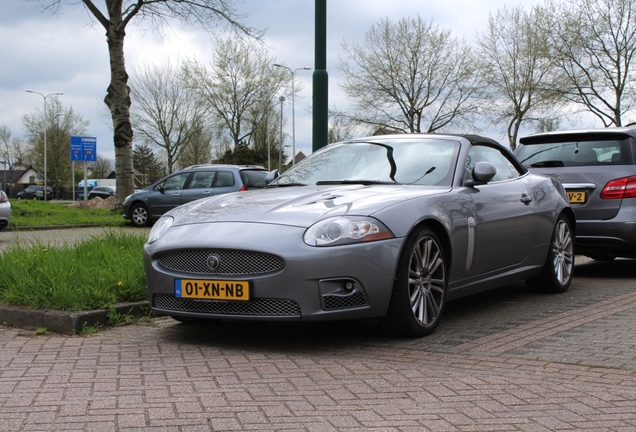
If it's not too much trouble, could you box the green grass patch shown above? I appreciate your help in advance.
[10,199,127,228]
[0,231,147,311]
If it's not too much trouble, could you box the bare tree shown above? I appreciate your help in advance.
[176,125,213,168]
[0,126,29,193]
[90,154,114,178]
[477,6,561,150]
[130,59,208,173]
[337,15,484,134]
[22,96,89,197]
[38,1,257,205]
[546,0,636,126]
[246,99,285,169]
[327,115,369,144]
[183,36,289,165]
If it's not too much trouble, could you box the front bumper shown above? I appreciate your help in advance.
[144,222,403,322]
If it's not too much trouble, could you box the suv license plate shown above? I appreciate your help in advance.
[567,191,586,203]
[175,279,250,301]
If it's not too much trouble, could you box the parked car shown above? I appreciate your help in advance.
[123,164,269,227]
[516,127,636,261]
[143,134,575,338]
[88,186,116,200]
[17,185,54,201]
[0,190,10,230]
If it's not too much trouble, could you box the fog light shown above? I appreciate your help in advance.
[345,281,355,290]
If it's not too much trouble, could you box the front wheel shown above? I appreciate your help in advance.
[382,227,447,338]
[130,203,150,227]
[526,215,574,293]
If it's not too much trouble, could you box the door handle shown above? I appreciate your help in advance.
[521,194,532,204]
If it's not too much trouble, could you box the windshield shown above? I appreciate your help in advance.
[272,138,460,187]
[516,139,629,167]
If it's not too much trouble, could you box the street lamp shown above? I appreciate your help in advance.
[273,64,311,165]
[26,90,63,200]
[278,95,285,172]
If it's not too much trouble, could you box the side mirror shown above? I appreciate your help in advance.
[265,169,280,185]
[465,161,497,186]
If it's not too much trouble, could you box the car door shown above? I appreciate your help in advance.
[180,170,217,204]
[212,170,238,195]
[146,172,191,217]
[464,145,540,275]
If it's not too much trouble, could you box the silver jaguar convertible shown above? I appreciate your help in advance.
[144,134,575,337]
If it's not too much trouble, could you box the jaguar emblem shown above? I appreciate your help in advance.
[206,254,221,271]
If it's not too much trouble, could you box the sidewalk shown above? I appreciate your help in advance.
[1,258,635,431]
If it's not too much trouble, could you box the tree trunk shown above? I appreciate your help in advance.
[104,9,134,207]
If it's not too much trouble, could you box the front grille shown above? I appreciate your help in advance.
[154,294,300,316]
[159,250,284,275]
[323,291,367,310]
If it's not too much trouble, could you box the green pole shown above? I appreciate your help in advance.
[312,0,328,152]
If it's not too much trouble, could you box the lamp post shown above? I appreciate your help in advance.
[273,64,311,165]
[26,90,63,200]
[278,95,285,172]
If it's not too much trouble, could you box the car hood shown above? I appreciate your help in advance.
[167,184,449,228]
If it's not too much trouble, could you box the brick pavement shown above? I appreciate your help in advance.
[1,258,635,431]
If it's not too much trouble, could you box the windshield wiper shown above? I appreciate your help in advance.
[529,160,564,167]
[266,182,307,188]
[316,180,399,185]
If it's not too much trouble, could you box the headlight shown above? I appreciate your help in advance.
[147,216,173,244]
[304,216,394,246]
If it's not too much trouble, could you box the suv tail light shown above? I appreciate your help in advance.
[600,176,636,199]
[0,191,6,203]
[239,186,248,192]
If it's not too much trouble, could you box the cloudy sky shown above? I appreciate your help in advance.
[1,0,585,164]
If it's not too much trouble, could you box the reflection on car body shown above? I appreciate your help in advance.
[144,134,575,338]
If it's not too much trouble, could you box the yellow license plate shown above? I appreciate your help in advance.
[175,279,250,301]
[567,191,586,203]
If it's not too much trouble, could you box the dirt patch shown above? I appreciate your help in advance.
[67,196,117,210]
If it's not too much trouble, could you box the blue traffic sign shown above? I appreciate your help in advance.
[70,136,97,162]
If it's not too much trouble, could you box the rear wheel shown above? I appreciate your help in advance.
[382,227,447,337]
[526,215,574,293]
[130,203,150,227]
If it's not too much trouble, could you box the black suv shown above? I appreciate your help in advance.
[515,127,636,260]
[17,185,54,201]
[123,164,269,227]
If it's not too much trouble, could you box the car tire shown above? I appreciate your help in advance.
[526,215,574,294]
[382,226,447,338]
[130,203,150,227]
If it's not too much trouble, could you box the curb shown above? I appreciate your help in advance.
[0,301,151,335]
[6,224,119,232]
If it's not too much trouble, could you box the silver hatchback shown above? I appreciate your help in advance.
[515,127,636,260]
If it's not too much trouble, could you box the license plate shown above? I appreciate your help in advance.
[567,191,586,203]
[175,279,250,301]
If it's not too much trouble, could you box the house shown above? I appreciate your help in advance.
[0,166,41,196]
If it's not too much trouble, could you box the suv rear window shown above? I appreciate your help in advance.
[516,138,634,167]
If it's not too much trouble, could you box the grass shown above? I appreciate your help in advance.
[9,199,127,229]
[0,231,147,311]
